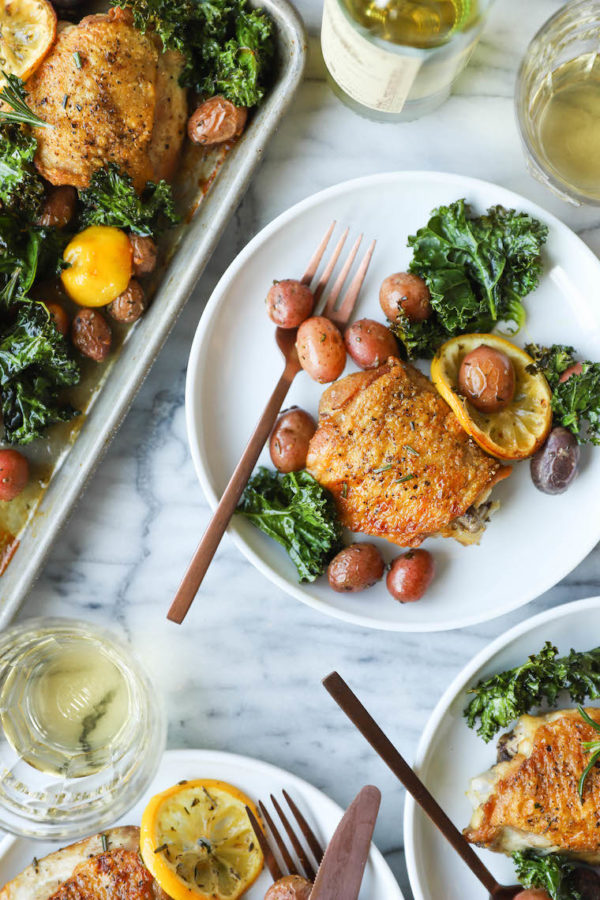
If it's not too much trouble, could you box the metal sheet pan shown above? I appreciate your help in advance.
[0,0,306,624]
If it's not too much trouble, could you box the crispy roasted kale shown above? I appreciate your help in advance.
[392,200,548,358]
[78,164,179,236]
[111,0,274,107]
[0,303,79,444]
[464,642,600,742]
[237,467,343,582]
[513,851,582,900]
[0,126,45,221]
[526,343,600,445]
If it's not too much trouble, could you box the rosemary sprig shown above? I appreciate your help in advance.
[577,705,600,799]
[0,73,50,128]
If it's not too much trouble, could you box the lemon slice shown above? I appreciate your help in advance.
[140,779,264,900]
[0,0,56,82]
[431,334,552,461]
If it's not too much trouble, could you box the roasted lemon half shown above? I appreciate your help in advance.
[140,779,264,900]
[0,0,56,82]
[431,334,552,461]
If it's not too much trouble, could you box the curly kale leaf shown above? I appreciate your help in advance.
[0,214,68,301]
[112,0,274,107]
[78,164,179,236]
[526,343,600,444]
[513,851,582,900]
[0,303,79,444]
[0,125,45,220]
[237,467,343,582]
[392,200,548,358]
[464,642,600,742]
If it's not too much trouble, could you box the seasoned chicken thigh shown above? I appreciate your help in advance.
[0,827,167,900]
[466,709,600,862]
[306,358,510,547]
[25,8,187,190]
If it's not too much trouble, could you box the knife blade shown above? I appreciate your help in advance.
[310,785,381,900]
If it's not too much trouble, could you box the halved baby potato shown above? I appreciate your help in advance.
[0,0,56,83]
[431,334,552,461]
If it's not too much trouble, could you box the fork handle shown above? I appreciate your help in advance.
[167,365,296,624]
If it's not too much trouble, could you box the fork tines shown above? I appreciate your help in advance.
[246,792,324,884]
[302,221,376,328]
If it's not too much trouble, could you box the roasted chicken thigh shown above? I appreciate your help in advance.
[26,8,187,190]
[466,709,600,862]
[306,358,511,547]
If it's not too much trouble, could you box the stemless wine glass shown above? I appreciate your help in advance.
[0,618,166,839]
[516,0,600,205]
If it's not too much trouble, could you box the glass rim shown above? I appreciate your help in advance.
[0,616,166,839]
[515,0,600,206]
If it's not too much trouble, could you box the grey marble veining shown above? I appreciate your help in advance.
[15,1,600,896]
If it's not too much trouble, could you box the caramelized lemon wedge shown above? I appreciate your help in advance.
[140,779,264,900]
[0,0,56,82]
[431,334,552,461]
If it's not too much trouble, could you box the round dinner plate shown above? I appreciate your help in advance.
[0,747,402,898]
[186,171,600,632]
[404,595,600,899]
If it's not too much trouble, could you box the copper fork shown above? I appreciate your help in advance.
[246,790,324,885]
[168,223,376,624]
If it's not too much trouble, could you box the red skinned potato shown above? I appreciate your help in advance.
[327,543,385,593]
[0,450,29,501]
[386,549,435,603]
[379,272,431,323]
[269,407,316,473]
[296,316,346,383]
[514,892,552,900]
[46,302,70,336]
[344,318,399,370]
[188,97,247,145]
[264,875,313,900]
[266,279,314,329]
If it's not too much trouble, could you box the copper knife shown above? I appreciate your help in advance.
[310,785,381,900]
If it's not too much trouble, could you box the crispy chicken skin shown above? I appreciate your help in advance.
[26,9,187,190]
[0,826,166,900]
[306,358,510,547]
[466,709,600,862]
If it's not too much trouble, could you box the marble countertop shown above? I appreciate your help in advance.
[15,0,600,895]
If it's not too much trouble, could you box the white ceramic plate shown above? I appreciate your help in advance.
[0,748,402,898]
[186,171,600,632]
[404,595,600,899]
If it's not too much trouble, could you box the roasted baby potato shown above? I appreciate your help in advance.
[71,308,112,362]
[188,96,247,145]
[530,426,580,495]
[0,449,29,501]
[386,549,435,602]
[266,279,314,329]
[379,272,431,323]
[269,407,316,473]
[296,316,346,383]
[344,318,399,370]
[327,543,385,593]
[62,226,132,307]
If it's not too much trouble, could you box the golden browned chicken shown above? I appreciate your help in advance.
[25,8,187,190]
[306,358,510,548]
[465,709,600,862]
[0,826,167,900]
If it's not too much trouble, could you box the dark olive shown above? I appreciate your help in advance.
[458,345,516,413]
[530,426,580,495]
